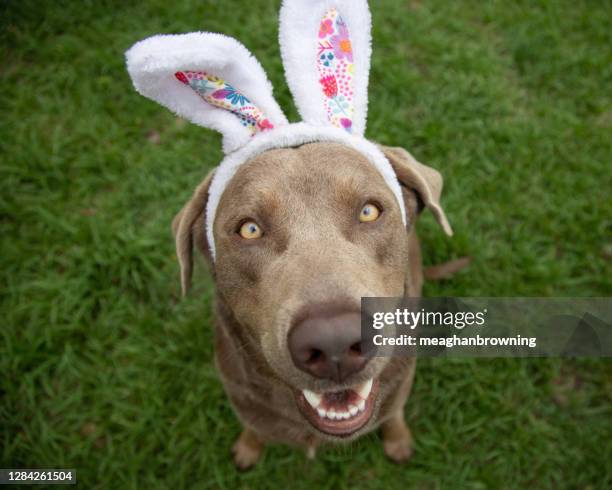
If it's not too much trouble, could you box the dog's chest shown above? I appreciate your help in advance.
[213,319,318,446]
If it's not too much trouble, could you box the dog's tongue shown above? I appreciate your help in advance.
[321,389,361,411]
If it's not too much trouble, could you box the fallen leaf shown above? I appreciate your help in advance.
[81,422,97,437]
[147,130,161,144]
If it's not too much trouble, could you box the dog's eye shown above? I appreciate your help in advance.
[239,221,263,239]
[359,203,381,223]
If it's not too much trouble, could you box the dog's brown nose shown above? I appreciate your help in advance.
[289,310,368,382]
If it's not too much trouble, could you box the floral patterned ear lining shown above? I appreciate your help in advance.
[171,8,355,138]
[317,8,354,133]
[175,71,274,135]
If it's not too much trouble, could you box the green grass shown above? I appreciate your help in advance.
[1,0,611,488]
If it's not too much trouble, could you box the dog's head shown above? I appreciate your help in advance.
[173,142,450,438]
[126,0,452,439]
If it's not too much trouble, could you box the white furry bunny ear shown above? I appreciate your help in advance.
[279,0,372,136]
[126,32,288,153]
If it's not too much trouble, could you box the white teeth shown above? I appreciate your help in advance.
[357,379,373,400]
[315,405,362,420]
[307,381,374,421]
[324,410,350,420]
[303,389,322,409]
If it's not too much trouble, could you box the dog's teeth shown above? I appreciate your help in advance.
[303,389,322,409]
[357,379,373,399]
[304,383,371,421]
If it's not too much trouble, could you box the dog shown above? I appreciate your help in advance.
[172,143,451,468]
[126,0,453,469]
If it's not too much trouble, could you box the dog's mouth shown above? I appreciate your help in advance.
[295,378,378,436]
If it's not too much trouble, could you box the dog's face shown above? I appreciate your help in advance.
[174,142,450,440]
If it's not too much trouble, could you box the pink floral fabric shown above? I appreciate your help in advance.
[317,8,354,132]
[175,71,274,135]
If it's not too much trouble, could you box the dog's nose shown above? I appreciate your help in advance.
[289,310,368,382]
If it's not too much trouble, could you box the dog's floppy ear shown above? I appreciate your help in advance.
[380,145,453,236]
[172,169,216,296]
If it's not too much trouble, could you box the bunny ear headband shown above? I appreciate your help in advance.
[126,0,406,261]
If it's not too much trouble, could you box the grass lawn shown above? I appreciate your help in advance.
[1,0,611,488]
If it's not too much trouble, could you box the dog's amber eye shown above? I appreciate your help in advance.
[239,221,263,239]
[359,203,381,222]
